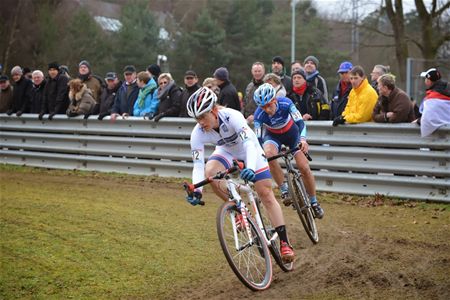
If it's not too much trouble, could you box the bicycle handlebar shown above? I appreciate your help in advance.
[183,160,245,205]
[267,146,312,162]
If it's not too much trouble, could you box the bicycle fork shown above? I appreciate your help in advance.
[227,181,254,250]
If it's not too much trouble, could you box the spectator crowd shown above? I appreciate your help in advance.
[0,56,449,137]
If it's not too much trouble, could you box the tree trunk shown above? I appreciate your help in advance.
[385,0,408,82]
[2,0,24,73]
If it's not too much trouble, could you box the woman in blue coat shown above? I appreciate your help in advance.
[133,71,158,117]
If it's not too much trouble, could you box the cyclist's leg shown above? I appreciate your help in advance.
[263,141,284,187]
[205,149,233,201]
[254,178,284,227]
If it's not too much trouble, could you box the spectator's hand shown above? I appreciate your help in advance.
[38,113,44,120]
[240,168,256,182]
[121,113,129,119]
[67,111,78,117]
[110,113,119,122]
[6,109,14,116]
[16,110,23,117]
[303,113,312,120]
[144,112,155,120]
[332,116,345,127]
[386,112,394,119]
[186,191,203,206]
[153,112,166,122]
[48,113,55,120]
[98,112,108,120]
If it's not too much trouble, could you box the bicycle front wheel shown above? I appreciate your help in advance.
[216,201,273,291]
[287,172,319,244]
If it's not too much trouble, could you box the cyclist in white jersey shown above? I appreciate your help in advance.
[185,87,295,262]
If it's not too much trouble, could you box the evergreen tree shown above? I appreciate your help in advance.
[113,0,161,72]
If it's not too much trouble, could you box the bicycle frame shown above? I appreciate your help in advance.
[224,177,279,250]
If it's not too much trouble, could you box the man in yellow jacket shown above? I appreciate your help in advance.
[333,65,378,126]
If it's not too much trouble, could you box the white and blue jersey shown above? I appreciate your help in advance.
[190,108,271,190]
[254,97,307,151]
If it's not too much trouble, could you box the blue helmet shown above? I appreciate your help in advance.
[253,83,275,107]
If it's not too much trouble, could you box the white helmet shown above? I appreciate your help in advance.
[187,87,217,118]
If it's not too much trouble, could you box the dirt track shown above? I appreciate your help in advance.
[175,196,450,299]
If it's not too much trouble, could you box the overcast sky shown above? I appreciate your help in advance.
[314,0,434,20]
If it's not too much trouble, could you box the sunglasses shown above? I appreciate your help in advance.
[159,81,168,85]
[262,100,275,110]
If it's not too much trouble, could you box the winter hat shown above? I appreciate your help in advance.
[147,64,161,78]
[304,55,319,68]
[213,67,229,81]
[420,68,441,82]
[0,75,8,82]
[291,69,307,80]
[337,61,353,73]
[48,62,60,70]
[272,56,285,67]
[78,60,91,70]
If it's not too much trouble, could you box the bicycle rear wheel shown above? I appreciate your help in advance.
[216,201,273,291]
[287,172,319,244]
[255,197,294,272]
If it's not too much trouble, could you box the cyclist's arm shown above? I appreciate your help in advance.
[289,104,307,141]
[190,128,206,193]
[253,119,264,145]
[231,112,258,171]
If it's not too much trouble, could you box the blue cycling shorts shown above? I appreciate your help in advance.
[263,122,300,152]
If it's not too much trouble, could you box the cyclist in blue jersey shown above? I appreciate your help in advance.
[253,83,324,219]
[185,87,295,262]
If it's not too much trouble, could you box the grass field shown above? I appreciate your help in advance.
[0,165,227,299]
[1,165,449,299]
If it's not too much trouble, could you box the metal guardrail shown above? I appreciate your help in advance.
[1,114,449,202]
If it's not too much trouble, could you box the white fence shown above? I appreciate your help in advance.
[1,114,449,202]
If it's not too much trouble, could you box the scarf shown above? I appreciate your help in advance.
[292,84,307,96]
[137,80,157,108]
[157,80,175,101]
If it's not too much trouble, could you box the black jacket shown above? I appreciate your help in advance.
[330,80,352,119]
[157,83,182,117]
[42,73,69,114]
[99,81,122,115]
[10,76,32,113]
[30,80,47,113]
[179,83,201,117]
[111,81,139,115]
[217,81,240,111]
[287,83,330,120]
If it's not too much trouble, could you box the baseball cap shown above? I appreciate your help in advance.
[185,70,197,77]
[420,68,441,82]
[123,65,136,74]
[0,75,8,82]
[337,61,353,73]
[105,72,117,80]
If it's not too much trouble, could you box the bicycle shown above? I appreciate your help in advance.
[267,147,319,244]
[184,161,293,291]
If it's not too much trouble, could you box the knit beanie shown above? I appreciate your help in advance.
[214,67,229,81]
[272,56,285,67]
[78,60,91,70]
[303,56,319,68]
[147,64,161,78]
[291,69,307,80]
[48,62,60,70]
